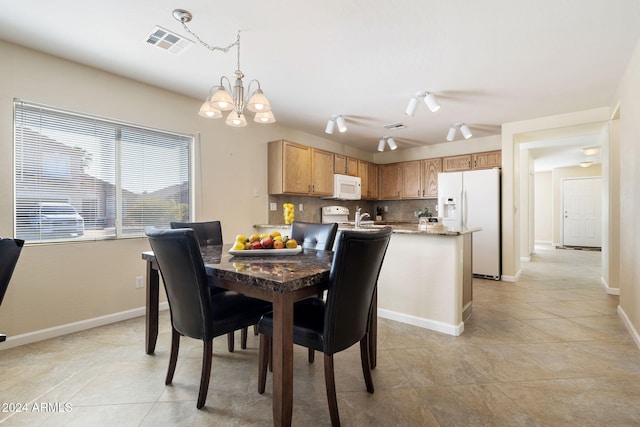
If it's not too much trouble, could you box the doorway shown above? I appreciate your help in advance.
[562,177,602,248]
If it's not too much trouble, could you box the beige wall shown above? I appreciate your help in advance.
[534,172,552,243]
[617,37,640,344]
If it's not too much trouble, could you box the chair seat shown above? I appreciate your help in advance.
[210,291,271,337]
[258,297,326,352]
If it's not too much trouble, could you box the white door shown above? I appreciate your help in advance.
[562,177,601,247]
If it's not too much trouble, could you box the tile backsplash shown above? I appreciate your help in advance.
[267,195,438,224]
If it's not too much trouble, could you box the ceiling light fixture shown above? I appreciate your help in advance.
[405,91,440,116]
[174,9,275,127]
[325,114,347,134]
[377,136,398,152]
[579,161,593,168]
[582,147,600,156]
[446,123,473,141]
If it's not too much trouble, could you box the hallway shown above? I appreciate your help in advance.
[1,246,639,426]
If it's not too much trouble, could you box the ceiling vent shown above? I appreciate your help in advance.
[384,122,407,130]
[146,26,193,54]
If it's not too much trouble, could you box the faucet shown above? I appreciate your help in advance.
[355,207,371,229]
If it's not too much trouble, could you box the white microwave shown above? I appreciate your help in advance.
[324,174,361,200]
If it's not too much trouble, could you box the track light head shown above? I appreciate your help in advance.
[424,93,440,112]
[377,138,386,152]
[336,115,347,133]
[387,137,397,150]
[325,118,336,134]
[405,97,420,116]
[460,124,472,139]
[446,126,457,142]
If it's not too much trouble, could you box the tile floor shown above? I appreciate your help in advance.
[1,245,640,426]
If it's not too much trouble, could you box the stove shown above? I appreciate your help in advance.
[321,206,350,224]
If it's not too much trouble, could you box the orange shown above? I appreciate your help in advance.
[273,240,285,249]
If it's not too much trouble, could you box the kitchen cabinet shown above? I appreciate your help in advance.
[357,160,379,200]
[357,160,369,199]
[268,140,333,196]
[443,154,472,172]
[368,162,379,199]
[472,150,501,169]
[401,160,422,199]
[421,158,442,198]
[379,163,402,199]
[334,154,358,176]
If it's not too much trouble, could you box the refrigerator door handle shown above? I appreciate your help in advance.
[462,189,468,228]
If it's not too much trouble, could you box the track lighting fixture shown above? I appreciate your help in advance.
[377,136,397,152]
[405,91,440,116]
[325,114,347,134]
[446,123,473,141]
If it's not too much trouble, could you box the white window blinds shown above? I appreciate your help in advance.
[14,100,192,243]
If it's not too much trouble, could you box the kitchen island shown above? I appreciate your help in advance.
[253,223,480,336]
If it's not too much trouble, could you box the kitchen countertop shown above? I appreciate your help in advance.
[253,222,481,236]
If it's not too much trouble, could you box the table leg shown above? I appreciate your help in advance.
[145,261,159,355]
[271,293,294,427]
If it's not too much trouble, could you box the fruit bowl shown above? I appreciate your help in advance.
[229,245,302,257]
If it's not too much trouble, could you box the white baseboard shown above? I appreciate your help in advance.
[0,303,170,351]
[618,305,640,350]
[521,255,531,262]
[501,268,521,282]
[600,276,620,295]
[377,308,464,336]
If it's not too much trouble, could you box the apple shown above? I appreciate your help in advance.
[261,236,274,249]
[251,240,263,250]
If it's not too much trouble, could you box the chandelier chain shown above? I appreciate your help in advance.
[179,21,241,55]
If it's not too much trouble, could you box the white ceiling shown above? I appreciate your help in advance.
[1,1,639,160]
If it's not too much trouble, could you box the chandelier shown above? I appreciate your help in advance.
[173,9,275,127]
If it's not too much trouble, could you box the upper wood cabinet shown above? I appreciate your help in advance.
[334,154,358,176]
[368,163,379,200]
[268,140,333,196]
[421,158,442,198]
[472,150,502,169]
[443,154,472,172]
[357,160,369,199]
[379,163,402,199]
[401,161,422,199]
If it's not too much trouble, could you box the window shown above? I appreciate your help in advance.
[14,100,192,243]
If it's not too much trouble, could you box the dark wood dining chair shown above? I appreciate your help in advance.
[290,221,339,251]
[170,220,244,352]
[257,227,392,426]
[288,221,340,362]
[0,238,25,342]
[146,228,272,409]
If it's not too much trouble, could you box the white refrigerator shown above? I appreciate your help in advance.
[437,168,501,280]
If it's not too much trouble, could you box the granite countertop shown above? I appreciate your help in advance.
[143,244,332,294]
[253,222,481,236]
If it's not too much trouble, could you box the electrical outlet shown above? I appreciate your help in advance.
[298,203,304,211]
[135,276,143,289]
[270,202,277,211]
[384,205,389,212]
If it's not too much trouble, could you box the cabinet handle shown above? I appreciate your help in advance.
[308,185,311,193]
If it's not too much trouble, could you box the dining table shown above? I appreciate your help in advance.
[142,244,333,426]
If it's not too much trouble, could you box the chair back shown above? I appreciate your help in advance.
[146,228,213,341]
[323,227,392,355]
[290,221,338,251]
[0,238,24,305]
[170,221,223,246]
